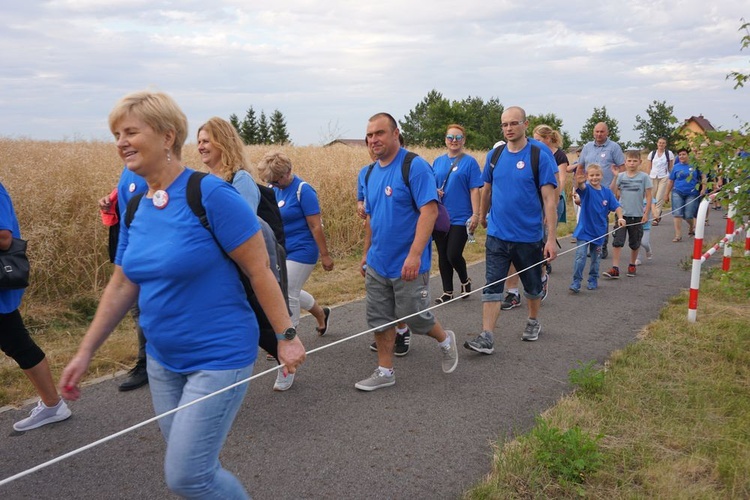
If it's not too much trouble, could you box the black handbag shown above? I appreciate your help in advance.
[0,237,30,289]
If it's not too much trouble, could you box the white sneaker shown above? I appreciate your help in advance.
[635,259,642,266]
[13,399,71,432]
[273,370,295,391]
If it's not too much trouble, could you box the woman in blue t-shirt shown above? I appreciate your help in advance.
[257,152,333,335]
[432,124,483,303]
[1,182,72,432]
[665,148,706,242]
[59,91,305,499]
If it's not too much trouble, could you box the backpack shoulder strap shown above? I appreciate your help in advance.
[488,145,506,182]
[186,171,211,231]
[401,151,420,212]
[363,162,376,187]
[124,192,146,228]
[296,181,309,203]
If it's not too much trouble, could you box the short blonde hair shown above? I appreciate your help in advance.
[197,117,250,182]
[586,163,602,173]
[256,151,293,184]
[108,90,188,159]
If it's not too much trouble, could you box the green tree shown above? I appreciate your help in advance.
[726,19,750,89]
[578,106,621,145]
[229,113,242,136]
[258,111,271,144]
[399,90,453,147]
[240,107,258,145]
[526,112,573,149]
[633,100,679,150]
[452,96,504,150]
[270,109,290,144]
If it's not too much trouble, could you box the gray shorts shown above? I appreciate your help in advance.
[365,266,436,335]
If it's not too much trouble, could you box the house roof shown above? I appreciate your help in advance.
[685,115,716,132]
[324,139,367,147]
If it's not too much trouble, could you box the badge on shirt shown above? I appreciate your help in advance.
[278,200,286,208]
[602,200,609,207]
[600,153,606,158]
[385,186,393,196]
[516,161,525,169]
[129,183,136,193]
[452,166,458,172]
[153,190,169,209]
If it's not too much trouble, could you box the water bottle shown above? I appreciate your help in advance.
[466,217,476,243]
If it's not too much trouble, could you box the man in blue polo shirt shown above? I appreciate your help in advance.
[569,122,625,259]
[465,106,558,355]
[356,112,458,391]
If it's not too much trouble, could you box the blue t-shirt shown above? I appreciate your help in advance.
[357,163,373,203]
[115,167,148,263]
[119,169,260,372]
[482,139,558,243]
[232,169,260,214]
[669,161,702,195]
[575,139,626,187]
[0,183,24,313]
[364,148,437,278]
[433,154,484,225]
[274,175,321,265]
[573,184,620,243]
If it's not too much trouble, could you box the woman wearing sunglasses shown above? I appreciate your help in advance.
[432,124,483,303]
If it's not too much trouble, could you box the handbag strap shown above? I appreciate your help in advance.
[440,154,463,193]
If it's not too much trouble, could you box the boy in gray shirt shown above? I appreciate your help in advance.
[603,151,653,278]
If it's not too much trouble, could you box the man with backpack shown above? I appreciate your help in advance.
[464,106,558,355]
[356,112,458,391]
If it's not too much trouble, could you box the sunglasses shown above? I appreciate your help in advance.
[445,134,464,141]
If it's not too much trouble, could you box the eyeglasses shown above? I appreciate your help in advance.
[269,170,290,186]
[501,121,524,128]
[445,134,464,141]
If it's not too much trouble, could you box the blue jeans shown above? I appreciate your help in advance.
[148,356,253,499]
[572,242,602,286]
[483,236,544,301]
[671,191,700,219]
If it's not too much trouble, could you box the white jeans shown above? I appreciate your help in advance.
[286,260,317,327]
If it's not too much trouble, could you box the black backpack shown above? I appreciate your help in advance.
[125,171,290,361]
[649,149,671,166]
[364,151,420,212]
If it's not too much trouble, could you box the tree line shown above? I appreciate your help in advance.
[398,90,682,152]
[229,107,290,145]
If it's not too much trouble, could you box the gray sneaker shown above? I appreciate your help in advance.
[273,369,295,391]
[355,369,395,391]
[13,399,71,432]
[440,330,458,373]
[500,292,521,310]
[522,319,541,341]
[463,332,494,354]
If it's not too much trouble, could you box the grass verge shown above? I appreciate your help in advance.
[464,248,750,498]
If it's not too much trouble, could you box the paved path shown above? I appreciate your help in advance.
[0,213,729,499]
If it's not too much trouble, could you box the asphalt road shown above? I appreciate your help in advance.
[0,211,729,499]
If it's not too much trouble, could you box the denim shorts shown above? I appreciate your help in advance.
[672,191,700,219]
[483,236,545,302]
[365,266,436,335]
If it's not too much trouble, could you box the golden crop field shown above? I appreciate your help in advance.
[0,139,491,308]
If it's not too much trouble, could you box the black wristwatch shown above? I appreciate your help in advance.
[275,327,297,342]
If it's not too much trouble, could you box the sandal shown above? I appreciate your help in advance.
[316,307,331,336]
[672,236,682,242]
[652,220,659,226]
[688,231,695,236]
[460,279,472,299]
[435,292,453,304]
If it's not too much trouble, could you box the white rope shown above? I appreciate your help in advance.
[0,187,713,488]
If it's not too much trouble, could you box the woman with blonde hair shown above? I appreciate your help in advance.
[432,123,483,303]
[257,152,333,342]
[60,90,305,498]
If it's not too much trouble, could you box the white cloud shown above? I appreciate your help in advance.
[0,0,748,146]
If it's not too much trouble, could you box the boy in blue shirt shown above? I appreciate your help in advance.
[570,164,624,293]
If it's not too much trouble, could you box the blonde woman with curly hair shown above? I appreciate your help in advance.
[197,116,261,211]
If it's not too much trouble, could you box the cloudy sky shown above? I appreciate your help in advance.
[2,1,749,146]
